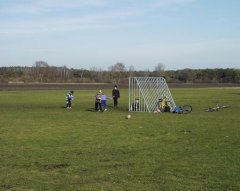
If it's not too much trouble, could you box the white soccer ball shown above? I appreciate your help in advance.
[126,114,131,119]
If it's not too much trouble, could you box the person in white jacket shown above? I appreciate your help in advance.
[95,90,102,112]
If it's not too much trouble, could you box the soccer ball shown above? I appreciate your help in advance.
[126,114,131,119]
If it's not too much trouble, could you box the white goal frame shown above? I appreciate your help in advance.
[129,77,176,112]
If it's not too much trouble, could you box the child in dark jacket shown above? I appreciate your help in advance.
[112,85,120,108]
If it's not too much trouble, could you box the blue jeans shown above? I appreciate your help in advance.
[101,100,107,110]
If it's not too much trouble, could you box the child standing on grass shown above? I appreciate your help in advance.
[101,93,107,111]
[95,90,103,112]
[66,90,74,109]
[112,85,120,108]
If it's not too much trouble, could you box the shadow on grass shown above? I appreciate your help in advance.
[85,108,96,112]
[85,105,117,112]
[231,93,240,96]
[36,162,70,171]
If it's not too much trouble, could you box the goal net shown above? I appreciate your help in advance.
[129,77,176,112]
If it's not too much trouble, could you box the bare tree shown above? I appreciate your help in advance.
[109,62,126,84]
[80,68,85,78]
[31,61,49,82]
[59,66,71,81]
[128,65,135,77]
[109,62,126,72]
[154,63,165,77]
[143,68,150,77]
[34,61,49,68]
[89,67,104,82]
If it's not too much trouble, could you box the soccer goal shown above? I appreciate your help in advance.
[129,77,176,112]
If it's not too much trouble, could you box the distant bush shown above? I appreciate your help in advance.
[0,66,239,84]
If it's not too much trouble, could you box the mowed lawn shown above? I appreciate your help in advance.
[0,87,240,191]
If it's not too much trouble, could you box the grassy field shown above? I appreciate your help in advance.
[0,87,240,191]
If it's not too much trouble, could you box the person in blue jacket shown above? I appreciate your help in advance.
[101,93,107,111]
[66,90,74,109]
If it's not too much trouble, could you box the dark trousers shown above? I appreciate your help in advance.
[113,98,118,107]
[95,101,102,111]
[66,100,71,108]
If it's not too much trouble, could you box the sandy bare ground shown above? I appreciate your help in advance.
[0,82,239,91]
[0,83,116,91]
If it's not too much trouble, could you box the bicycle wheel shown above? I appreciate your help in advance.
[182,105,192,114]
[219,105,230,109]
[206,108,216,112]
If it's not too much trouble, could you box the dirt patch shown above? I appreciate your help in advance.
[0,83,123,91]
[0,82,239,91]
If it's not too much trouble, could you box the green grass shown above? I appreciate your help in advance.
[0,88,240,191]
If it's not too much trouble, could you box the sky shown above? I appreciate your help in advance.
[0,0,240,71]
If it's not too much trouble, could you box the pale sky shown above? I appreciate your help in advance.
[0,0,239,70]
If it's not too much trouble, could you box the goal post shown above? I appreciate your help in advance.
[129,77,176,112]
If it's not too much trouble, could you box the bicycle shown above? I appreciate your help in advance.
[206,104,230,112]
[173,104,192,114]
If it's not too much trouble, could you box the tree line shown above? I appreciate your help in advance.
[0,61,239,84]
